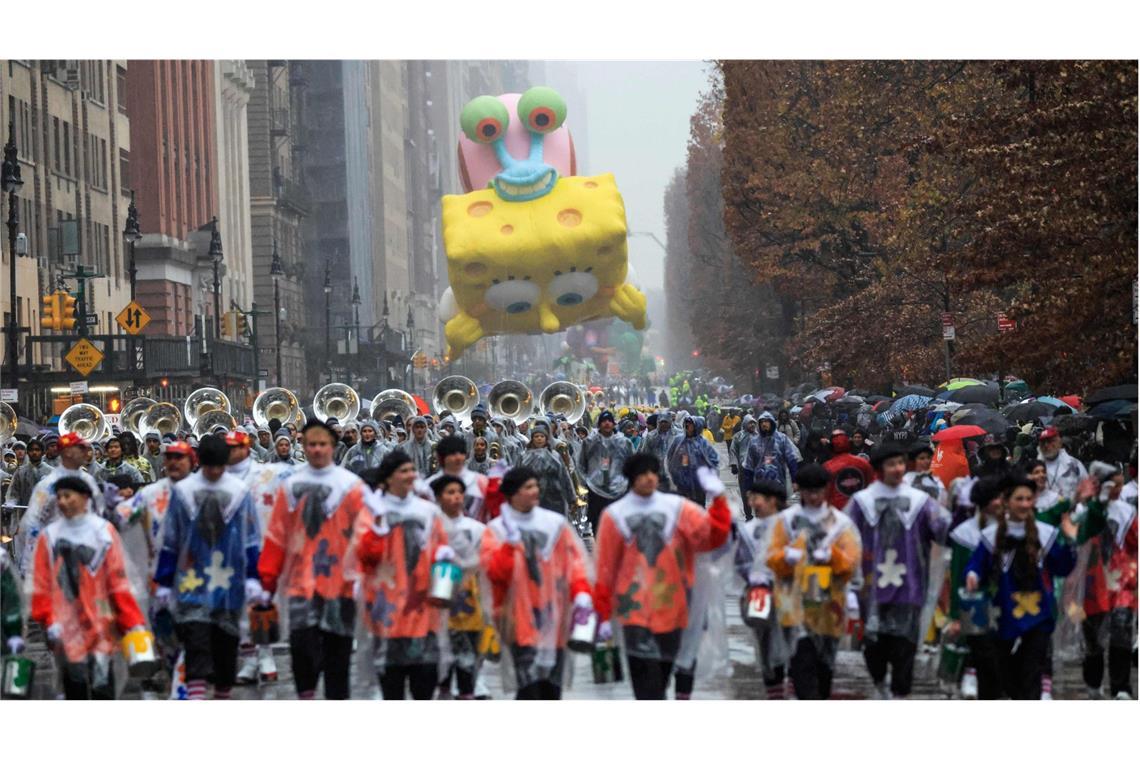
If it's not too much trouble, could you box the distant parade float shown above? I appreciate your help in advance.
[439,86,648,359]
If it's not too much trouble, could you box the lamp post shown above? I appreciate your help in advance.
[208,216,223,340]
[406,304,415,393]
[270,237,284,385]
[323,258,332,383]
[380,291,390,385]
[3,120,24,394]
[123,190,142,301]
[351,277,361,386]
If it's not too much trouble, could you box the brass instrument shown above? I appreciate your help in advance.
[253,387,301,429]
[370,389,417,424]
[488,440,502,460]
[193,410,237,438]
[139,402,183,440]
[314,383,360,424]
[539,381,587,424]
[432,375,479,426]
[121,397,156,438]
[58,403,109,442]
[488,380,534,424]
[183,387,231,429]
[0,402,18,445]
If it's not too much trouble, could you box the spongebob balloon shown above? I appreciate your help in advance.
[439,86,648,358]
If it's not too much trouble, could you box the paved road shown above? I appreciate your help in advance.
[14,443,1135,699]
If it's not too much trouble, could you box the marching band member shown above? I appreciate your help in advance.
[143,432,165,478]
[258,419,369,700]
[350,451,451,700]
[469,437,493,475]
[90,435,145,486]
[579,410,634,534]
[640,412,680,491]
[766,464,861,699]
[269,429,296,466]
[517,422,577,517]
[31,476,149,699]
[399,416,437,477]
[665,416,719,506]
[480,466,593,699]
[592,454,731,699]
[847,444,951,700]
[120,432,156,484]
[463,405,498,455]
[343,419,391,475]
[5,437,53,509]
[965,474,1078,699]
[425,436,487,521]
[152,435,260,700]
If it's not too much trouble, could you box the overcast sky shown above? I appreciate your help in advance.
[545,61,714,292]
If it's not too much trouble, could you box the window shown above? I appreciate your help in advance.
[53,117,60,172]
[116,66,127,113]
[119,149,130,191]
[62,121,71,175]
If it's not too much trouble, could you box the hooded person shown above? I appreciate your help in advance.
[823,429,876,510]
[143,431,166,476]
[579,409,635,534]
[746,412,800,499]
[343,419,392,475]
[847,444,951,700]
[5,437,54,510]
[665,416,720,506]
[152,435,261,700]
[399,416,437,477]
[517,422,578,517]
[463,404,498,456]
[640,412,681,491]
[903,441,947,508]
[90,435,145,487]
[1037,425,1088,502]
[479,465,594,699]
[349,451,452,701]
[592,455,732,699]
[424,435,488,522]
[40,431,62,468]
[29,475,149,699]
[270,429,297,467]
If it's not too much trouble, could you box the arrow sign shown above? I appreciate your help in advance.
[116,300,151,335]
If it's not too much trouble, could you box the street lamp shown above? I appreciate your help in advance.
[208,216,223,340]
[123,190,142,301]
[270,237,284,385]
[323,258,332,382]
[3,120,25,394]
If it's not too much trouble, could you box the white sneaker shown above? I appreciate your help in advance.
[1087,687,1104,700]
[473,671,491,699]
[873,682,891,700]
[960,671,978,700]
[1114,692,1132,700]
[258,649,278,682]
[236,655,259,685]
[1040,691,1053,700]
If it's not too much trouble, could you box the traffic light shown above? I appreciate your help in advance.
[59,292,77,330]
[236,312,249,338]
[222,311,236,339]
[107,393,122,414]
[413,353,428,369]
[41,292,59,330]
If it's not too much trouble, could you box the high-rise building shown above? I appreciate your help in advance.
[213,61,255,314]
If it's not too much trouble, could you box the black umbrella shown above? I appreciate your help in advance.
[847,388,873,398]
[865,395,891,404]
[1085,385,1138,405]
[1002,402,1058,424]
[1055,414,1096,436]
[945,384,1000,405]
[1088,399,1137,420]
[955,408,1010,436]
[894,383,937,397]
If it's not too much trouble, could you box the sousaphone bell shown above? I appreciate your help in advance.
[370,389,417,424]
[539,381,586,424]
[488,380,534,424]
[253,387,301,429]
[183,387,231,429]
[432,375,479,426]
[58,403,108,442]
[313,383,360,424]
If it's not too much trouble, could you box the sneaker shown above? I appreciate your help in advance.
[873,682,891,700]
[960,672,978,700]
[236,656,258,685]
[473,671,491,699]
[1114,692,1132,700]
[258,649,278,682]
[1087,687,1104,700]
[1040,691,1053,700]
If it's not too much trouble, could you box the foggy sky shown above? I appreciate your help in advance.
[552,61,713,292]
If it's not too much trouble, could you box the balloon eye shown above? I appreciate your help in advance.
[485,280,540,315]
[529,107,556,133]
[518,86,567,135]
[557,293,584,307]
[477,117,504,142]
[548,271,598,309]
[507,302,531,314]
[461,96,510,144]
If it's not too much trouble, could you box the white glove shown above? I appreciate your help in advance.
[46,622,63,645]
[784,547,804,565]
[1070,501,1088,524]
[153,586,173,610]
[257,589,273,606]
[696,466,725,498]
[597,620,613,643]
[747,570,769,587]
[244,578,264,602]
[812,545,831,564]
[573,591,594,610]
[434,545,457,564]
[6,635,25,654]
[845,590,860,617]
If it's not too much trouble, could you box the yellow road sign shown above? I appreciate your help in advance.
[116,301,151,335]
[65,338,105,377]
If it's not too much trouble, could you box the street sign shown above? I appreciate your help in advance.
[942,325,956,341]
[104,413,121,430]
[996,312,1016,333]
[69,381,89,395]
[0,388,17,403]
[258,369,269,378]
[765,365,779,379]
[84,314,99,326]
[115,301,151,335]
[65,338,105,377]
[941,312,954,327]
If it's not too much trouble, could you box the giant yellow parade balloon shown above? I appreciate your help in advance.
[439,86,648,358]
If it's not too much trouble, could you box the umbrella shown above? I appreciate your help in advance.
[932,424,988,442]
[1088,400,1138,420]
[950,403,990,425]
[1004,379,1031,398]
[887,394,934,414]
[1055,414,1096,435]
[1002,401,1059,424]
[1034,396,1074,409]
[833,395,865,406]
[1085,385,1138,405]
[931,402,963,413]
[1059,394,1082,409]
[954,408,1009,436]
[941,384,1000,405]
[846,388,874,398]
[15,417,41,438]
[894,383,937,397]
[939,377,985,390]
[411,394,430,415]
[865,395,891,404]
[871,400,892,412]
[808,387,845,403]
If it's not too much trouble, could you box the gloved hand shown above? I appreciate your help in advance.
[6,635,25,654]
[154,586,173,610]
[845,590,860,618]
[747,570,769,587]
[812,545,831,564]
[730,464,739,476]
[573,591,594,611]
[1070,501,1088,524]
[784,547,803,565]
[257,589,273,606]
[244,578,264,602]
[434,545,457,564]
[46,622,63,646]
[596,620,613,644]
[696,466,725,498]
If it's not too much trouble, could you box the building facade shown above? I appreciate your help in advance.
[214,61,255,315]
